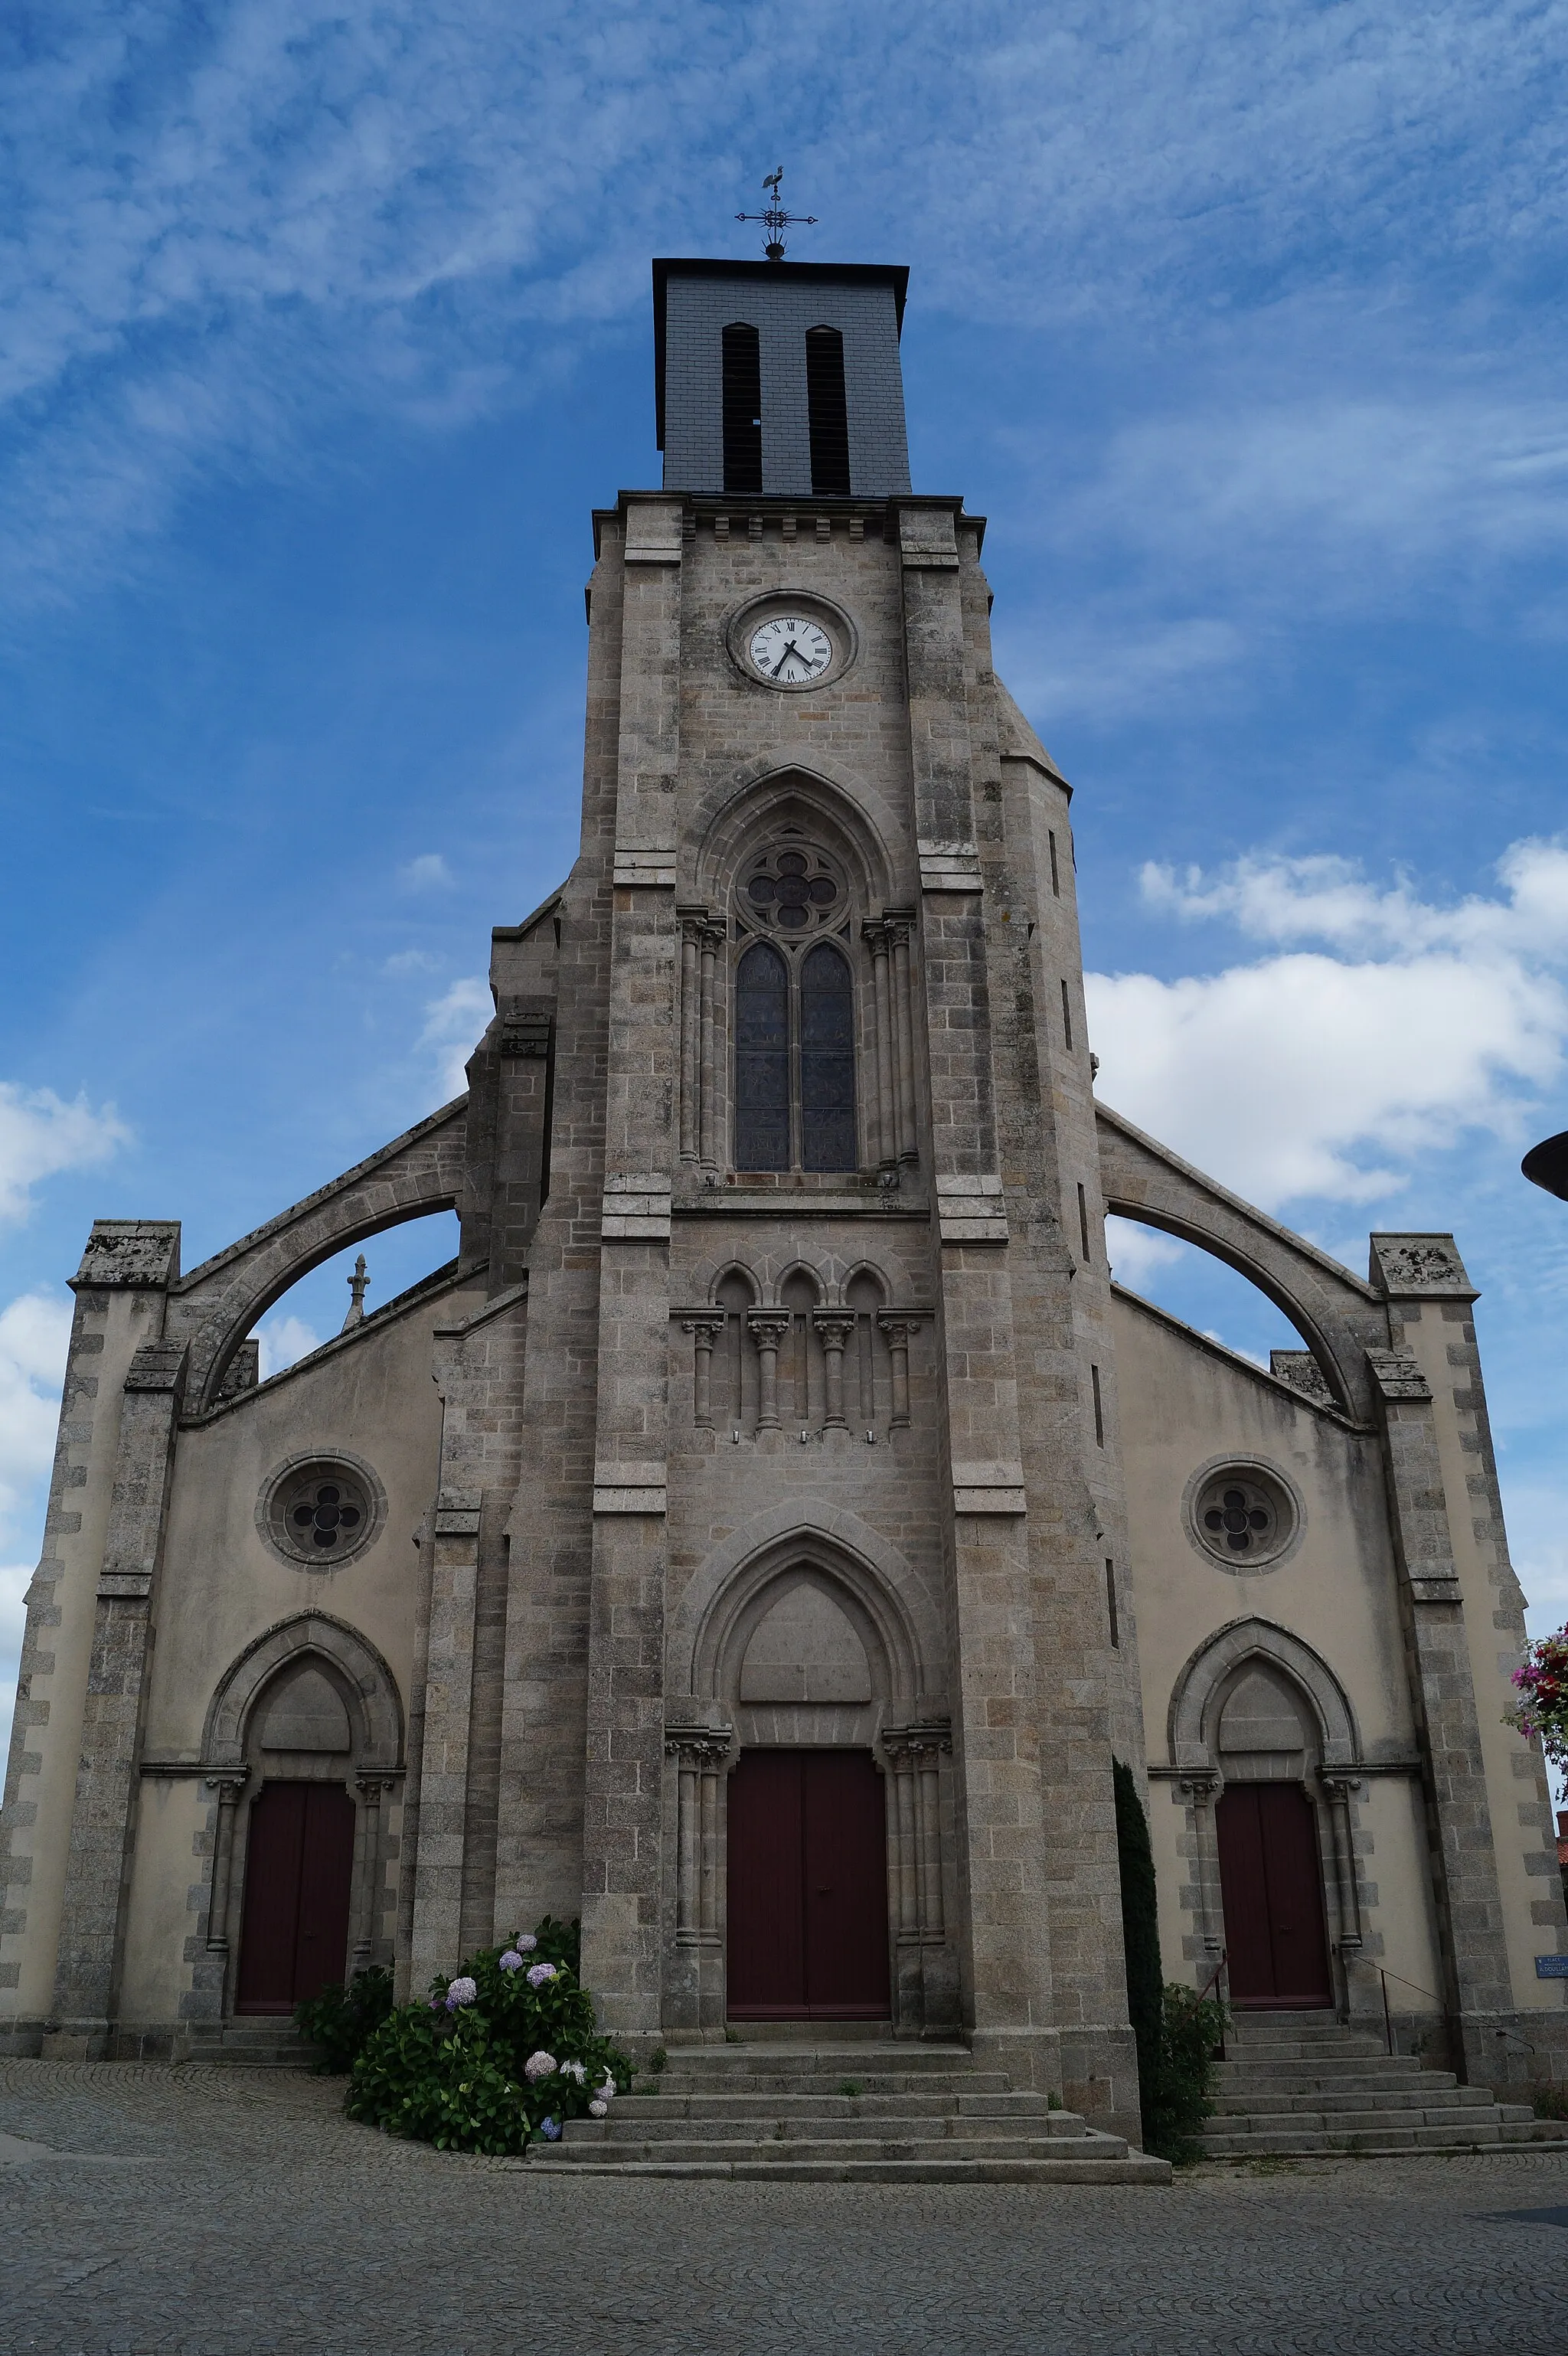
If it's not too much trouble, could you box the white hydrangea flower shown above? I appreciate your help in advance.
[515,1933,538,1952]
[524,2050,558,2083]
[561,2060,586,2084]
[588,2099,608,2118]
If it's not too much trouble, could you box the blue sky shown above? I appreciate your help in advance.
[3,1,1567,1796]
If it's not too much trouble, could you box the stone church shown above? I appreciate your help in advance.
[4,253,1563,2149]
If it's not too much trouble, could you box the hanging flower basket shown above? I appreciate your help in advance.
[1507,1627,1568,1769]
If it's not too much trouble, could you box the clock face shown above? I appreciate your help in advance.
[748,615,833,685]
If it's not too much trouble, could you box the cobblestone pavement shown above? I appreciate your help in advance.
[2,2062,1567,2355]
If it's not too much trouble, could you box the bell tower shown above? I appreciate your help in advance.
[451,246,1145,2139]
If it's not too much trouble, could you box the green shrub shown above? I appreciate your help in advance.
[1145,1982,1228,2164]
[1530,2080,1568,2122]
[1112,1760,1227,2162]
[1112,1760,1164,2142]
[344,1927,631,2157]
[293,1965,394,2074]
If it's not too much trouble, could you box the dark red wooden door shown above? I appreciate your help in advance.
[727,1750,890,2018]
[235,1782,356,2014]
[1216,1781,1332,2008]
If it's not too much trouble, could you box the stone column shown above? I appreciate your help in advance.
[354,1773,400,1969]
[748,1313,791,1431]
[204,1770,249,1959]
[1367,1344,1514,2061]
[698,923,723,1170]
[1180,1773,1224,1956]
[812,1312,857,1430]
[681,1314,727,1431]
[877,1315,923,1430]
[884,1723,954,2030]
[1320,1773,1364,1958]
[888,915,918,1165]
[863,920,896,1166]
[47,1335,188,2057]
[678,915,702,1164]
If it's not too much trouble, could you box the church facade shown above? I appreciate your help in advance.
[3,255,1563,2138]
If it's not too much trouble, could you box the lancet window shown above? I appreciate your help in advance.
[679,814,919,1179]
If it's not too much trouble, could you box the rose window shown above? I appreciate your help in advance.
[1192,1469,1294,1567]
[260,1456,381,1567]
[744,849,841,933]
[290,1480,364,1551]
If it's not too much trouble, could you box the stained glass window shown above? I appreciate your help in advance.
[734,940,789,1169]
[800,943,856,1171]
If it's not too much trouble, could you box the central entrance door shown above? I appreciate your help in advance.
[727,1749,890,2018]
[234,1781,357,2014]
[1216,1780,1332,2008]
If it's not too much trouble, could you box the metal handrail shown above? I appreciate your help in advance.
[1352,1957,1537,2060]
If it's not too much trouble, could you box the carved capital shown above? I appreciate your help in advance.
[884,1720,952,1773]
[354,1772,401,1799]
[1178,1773,1220,1802]
[664,1727,733,1772]
[877,1312,927,1345]
[747,1312,793,1348]
[680,1313,728,1343]
[1320,1773,1363,1803]
[812,1312,858,1351]
[203,1770,249,1801]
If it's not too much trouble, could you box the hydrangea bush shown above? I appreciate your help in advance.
[1507,1627,1568,1769]
[344,1919,632,2156]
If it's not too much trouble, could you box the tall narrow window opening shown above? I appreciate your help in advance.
[1106,1559,1120,1648]
[1091,1363,1105,1446]
[800,944,856,1171]
[723,325,763,495]
[1060,978,1074,1051]
[735,941,789,1168]
[1077,1182,1091,1262]
[805,327,851,497]
[1048,830,1060,897]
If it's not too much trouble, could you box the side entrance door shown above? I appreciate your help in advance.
[235,1781,357,2014]
[1216,1780,1333,2008]
[727,1749,890,2019]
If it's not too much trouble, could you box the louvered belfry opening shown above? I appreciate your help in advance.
[721,322,763,495]
[805,325,851,497]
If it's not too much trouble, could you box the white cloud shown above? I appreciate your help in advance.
[384,949,442,975]
[256,1313,323,1380]
[1103,1216,1185,1289]
[0,1290,72,1544]
[999,617,1245,725]
[5,3,1566,601]
[1087,840,1568,1212]
[0,1084,129,1224]
[419,976,492,1101]
[397,854,455,892]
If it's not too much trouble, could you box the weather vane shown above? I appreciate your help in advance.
[737,167,818,263]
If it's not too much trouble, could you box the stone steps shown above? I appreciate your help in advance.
[528,2038,1171,2185]
[1200,2013,1564,2158]
[177,2022,320,2069]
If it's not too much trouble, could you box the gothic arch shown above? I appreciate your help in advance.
[690,762,902,911]
[1167,1616,1359,1775]
[204,1612,404,1770]
[673,1501,937,1710]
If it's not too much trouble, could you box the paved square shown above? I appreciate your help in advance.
[2,2061,1566,2355]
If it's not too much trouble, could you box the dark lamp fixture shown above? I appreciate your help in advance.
[1523,1131,1568,1202]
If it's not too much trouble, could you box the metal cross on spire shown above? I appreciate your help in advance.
[737,167,818,263]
